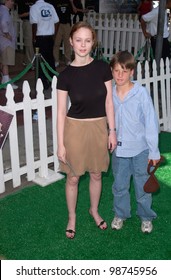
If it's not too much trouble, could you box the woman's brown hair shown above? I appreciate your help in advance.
[70,21,97,49]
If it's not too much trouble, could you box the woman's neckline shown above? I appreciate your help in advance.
[70,57,94,67]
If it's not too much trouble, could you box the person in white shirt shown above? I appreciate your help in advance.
[30,0,59,89]
[0,0,18,89]
[141,0,171,62]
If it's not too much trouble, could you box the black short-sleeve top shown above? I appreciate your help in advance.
[57,59,113,119]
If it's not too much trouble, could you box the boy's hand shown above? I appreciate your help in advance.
[148,159,161,167]
[108,132,117,153]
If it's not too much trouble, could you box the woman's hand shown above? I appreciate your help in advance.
[57,145,66,164]
[3,32,12,41]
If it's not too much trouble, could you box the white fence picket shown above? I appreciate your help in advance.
[35,79,48,178]
[52,76,59,173]
[0,152,5,193]
[165,61,171,131]
[160,60,168,132]
[6,85,21,188]
[23,81,35,181]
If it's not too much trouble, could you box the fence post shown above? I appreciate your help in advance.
[0,151,5,193]
[23,81,35,181]
[6,85,21,188]
[33,78,64,186]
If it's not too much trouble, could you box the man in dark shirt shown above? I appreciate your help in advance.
[53,0,73,67]
[17,0,34,66]
[72,0,88,24]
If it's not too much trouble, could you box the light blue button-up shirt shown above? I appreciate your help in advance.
[113,81,160,159]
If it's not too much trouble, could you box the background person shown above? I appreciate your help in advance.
[71,0,88,24]
[137,0,153,21]
[30,0,59,89]
[110,51,160,233]
[17,0,35,67]
[0,0,18,89]
[57,22,117,239]
[53,0,73,67]
[141,0,171,62]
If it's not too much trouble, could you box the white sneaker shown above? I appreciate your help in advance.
[111,216,124,230]
[141,221,153,233]
[0,82,18,89]
[11,83,18,89]
[32,111,38,121]
[55,61,59,67]
[1,75,18,89]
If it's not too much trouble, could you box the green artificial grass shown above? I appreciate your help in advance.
[0,132,171,260]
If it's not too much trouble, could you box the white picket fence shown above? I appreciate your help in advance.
[137,58,171,132]
[0,77,64,194]
[13,12,145,60]
[0,59,171,194]
[88,13,144,60]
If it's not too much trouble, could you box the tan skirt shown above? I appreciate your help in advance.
[59,117,109,176]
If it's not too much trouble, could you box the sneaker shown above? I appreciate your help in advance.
[32,111,38,121]
[11,83,18,90]
[22,61,27,66]
[111,216,124,230]
[1,75,18,89]
[55,61,59,67]
[141,221,153,233]
[1,82,18,90]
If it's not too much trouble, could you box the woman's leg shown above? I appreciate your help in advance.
[89,172,107,229]
[65,175,79,238]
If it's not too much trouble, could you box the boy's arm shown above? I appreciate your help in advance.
[143,88,160,162]
[69,0,77,13]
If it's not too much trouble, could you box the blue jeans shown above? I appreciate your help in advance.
[112,150,157,221]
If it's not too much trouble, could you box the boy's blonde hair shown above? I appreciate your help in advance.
[110,51,136,70]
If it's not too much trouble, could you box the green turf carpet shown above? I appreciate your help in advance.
[0,132,171,260]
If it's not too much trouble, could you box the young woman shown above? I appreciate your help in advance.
[57,22,117,239]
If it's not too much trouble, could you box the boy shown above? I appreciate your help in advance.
[110,51,160,233]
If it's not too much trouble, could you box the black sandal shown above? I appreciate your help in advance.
[89,209,107,230]
[97,220,107,230]
[66,229,76,239]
